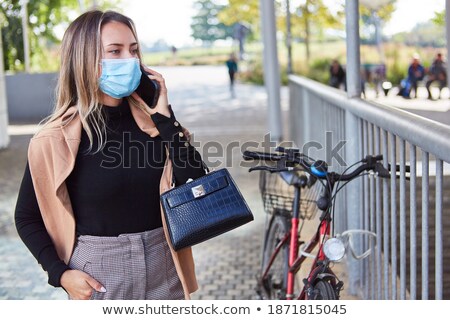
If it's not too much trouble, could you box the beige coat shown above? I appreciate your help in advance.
[27,100,197,299]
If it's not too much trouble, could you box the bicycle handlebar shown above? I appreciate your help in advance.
[242,149,391,181]
[243,150,284,162]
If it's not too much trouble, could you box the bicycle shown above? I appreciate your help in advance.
[242,146,391,300]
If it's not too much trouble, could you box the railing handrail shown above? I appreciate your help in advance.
[289,74,450,163]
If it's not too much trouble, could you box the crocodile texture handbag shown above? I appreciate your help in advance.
[160,168,254,251]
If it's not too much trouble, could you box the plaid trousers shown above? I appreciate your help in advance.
[68,227,184,300]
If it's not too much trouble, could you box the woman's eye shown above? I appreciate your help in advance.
[132,48,139,55]
[109,50,120,54]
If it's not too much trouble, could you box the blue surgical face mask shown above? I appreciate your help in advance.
[98,58,142,99]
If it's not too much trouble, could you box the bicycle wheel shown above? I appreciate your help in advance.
[261,214,290,299]
[313,280,338,300]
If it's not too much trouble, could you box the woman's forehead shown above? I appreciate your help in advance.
[101,21,136,45]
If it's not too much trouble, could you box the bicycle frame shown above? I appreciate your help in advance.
[260,178,340,300]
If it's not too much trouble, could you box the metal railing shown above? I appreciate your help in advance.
[288,75,450,300]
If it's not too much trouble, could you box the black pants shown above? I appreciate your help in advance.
[229,71,236,86]
[426,78,446,99]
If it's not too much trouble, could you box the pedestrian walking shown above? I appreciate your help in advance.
[226,53,238,96]
[14,10,205,300]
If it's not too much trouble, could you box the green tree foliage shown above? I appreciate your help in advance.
[1,0,79,72]
[290,0,343,62]
[218,0,342,62]
[360,1,396,22]
[191,0,234,44]
[391,21,445,48]
[360,1,396,42]
[217,0,259,33]
[1,0,121,72]
[432,10,445,27]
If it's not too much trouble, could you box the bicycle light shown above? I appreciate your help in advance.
[323,238,345,262]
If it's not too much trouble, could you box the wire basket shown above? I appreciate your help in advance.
[259,170,323,220]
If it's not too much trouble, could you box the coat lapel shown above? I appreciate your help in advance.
[56,107,82,196]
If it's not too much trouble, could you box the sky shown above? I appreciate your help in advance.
[120,0,445,47]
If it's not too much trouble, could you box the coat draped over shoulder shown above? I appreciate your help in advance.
[27,100,197,299]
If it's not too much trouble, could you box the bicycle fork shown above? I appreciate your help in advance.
[286,186,302,300]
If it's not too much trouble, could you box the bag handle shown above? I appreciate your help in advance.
[171,160,210,187]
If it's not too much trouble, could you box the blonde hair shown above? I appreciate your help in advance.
[39,10,143,153]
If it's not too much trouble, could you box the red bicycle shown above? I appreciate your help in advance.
[243,147,390,299]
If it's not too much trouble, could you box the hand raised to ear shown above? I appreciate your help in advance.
[132,66,170,118]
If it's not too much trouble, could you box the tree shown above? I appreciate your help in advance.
[360,0,397,63]
[291,0,343,63]
[360,0,396,41]
[217,0,259,34]
[1,0,121,72]
[191,0,233,45]
[391,21,445,48]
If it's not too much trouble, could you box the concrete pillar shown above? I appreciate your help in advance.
[446,0,450,89]
[21,0,30,73]
[260,0,283,142]
[286,0,293,74]
[345,0,362,295]
[346,0,361,98]
[0,22,10,149]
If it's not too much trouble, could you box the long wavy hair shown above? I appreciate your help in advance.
[39,10,143,153]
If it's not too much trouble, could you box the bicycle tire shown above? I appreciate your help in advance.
[261,214,290,299]
[313,280,338,300]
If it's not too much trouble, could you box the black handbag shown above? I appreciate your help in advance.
[160,168,254,251]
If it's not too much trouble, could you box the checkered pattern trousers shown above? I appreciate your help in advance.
[68,227,184,300]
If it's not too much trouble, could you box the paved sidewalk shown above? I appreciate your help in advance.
[0,66,353,300]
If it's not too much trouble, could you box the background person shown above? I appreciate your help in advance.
[329,59,346,89]
[426,53,447,100]
[226,52,238,95]
[399,54,425,99]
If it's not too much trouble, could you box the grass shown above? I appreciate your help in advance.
[25,40,446,86]
[141,43,263,67]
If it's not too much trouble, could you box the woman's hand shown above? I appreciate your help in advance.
[132,65,171,118]
[60,269,106,300]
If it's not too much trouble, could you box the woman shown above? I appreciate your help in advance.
[14,10,205,300]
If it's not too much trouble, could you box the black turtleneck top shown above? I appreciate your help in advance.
[14,101,205,287]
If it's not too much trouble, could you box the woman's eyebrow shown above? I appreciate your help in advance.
[106,42,138,47]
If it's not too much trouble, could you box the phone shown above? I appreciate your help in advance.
[135,66,160,108]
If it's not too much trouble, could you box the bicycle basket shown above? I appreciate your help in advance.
[259,170,323,220]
